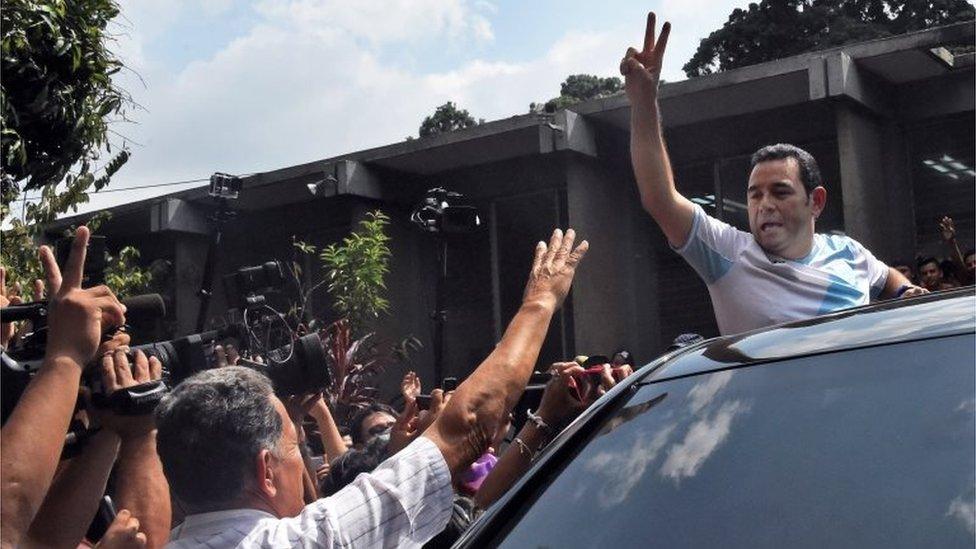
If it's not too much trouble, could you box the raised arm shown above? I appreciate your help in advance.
[423,229,588,478]
[621,12,695,247]
[0,227,126,547]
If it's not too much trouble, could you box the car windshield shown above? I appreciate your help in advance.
[494,335,975,548]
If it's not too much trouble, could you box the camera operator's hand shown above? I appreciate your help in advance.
[96,350,162,438]
[522,229,589,310]
[41,227,126,367]
[95,509,147,549]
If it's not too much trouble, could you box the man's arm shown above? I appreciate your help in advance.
[23,429,121,548]
[424,229,588,477]
[622,12,696,247]
[880,266,928,299]
[0,227,127,547]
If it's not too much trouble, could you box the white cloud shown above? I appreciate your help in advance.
[253,0,494,46]
[583,424,676,508]
[660,400,750,482]
[72,0,754,215]
[947,494,976,535]
[687,369,733,415]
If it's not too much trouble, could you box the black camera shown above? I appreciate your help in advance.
[410,188,482,235]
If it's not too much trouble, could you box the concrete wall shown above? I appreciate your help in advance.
[835,102,916,261]
[565,154,662,362]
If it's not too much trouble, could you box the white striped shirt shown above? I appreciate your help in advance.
[166,436,453,548]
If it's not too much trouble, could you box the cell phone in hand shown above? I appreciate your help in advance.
[441,377,458,391]
[416,394,432,410]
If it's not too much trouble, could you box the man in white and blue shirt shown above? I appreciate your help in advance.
[620,15,925,335]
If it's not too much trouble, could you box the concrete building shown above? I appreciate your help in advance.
[58,23,975,388]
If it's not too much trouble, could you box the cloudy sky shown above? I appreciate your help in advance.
[71,0,750,213]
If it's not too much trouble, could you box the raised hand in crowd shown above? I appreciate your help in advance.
[387,388,448,456]
[307,393,349,460]
[95,509,148,549]
[425,228,588,478]
[401,370,422,405]
[0,268,44,348]
[475,360,634,509]
[939,215,974,285]
[213,343,240,368]
[1,227,127,547]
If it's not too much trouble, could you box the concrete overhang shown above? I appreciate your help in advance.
[575,21,974,131]
[53,22,972,232]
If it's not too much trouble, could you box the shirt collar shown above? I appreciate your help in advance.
[171,508,276,540]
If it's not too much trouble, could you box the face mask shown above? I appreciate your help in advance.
[371,426,392,446]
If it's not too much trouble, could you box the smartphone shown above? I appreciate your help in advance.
[441,377,458,391]
[416,394,432,410]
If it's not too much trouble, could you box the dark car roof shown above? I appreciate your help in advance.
[455,288,976,548]
[640,287,975,384]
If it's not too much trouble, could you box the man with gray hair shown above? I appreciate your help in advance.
[156,228,588,547]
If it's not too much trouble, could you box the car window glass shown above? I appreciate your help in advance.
[495,336,975,549]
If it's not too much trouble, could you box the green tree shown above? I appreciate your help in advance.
[419,102,483,138]
[1,0,134,291]
[531,74,624,113]
[684,0,975,77]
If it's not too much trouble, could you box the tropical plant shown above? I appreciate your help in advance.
[288,210,421,422]
[319,210,392,334]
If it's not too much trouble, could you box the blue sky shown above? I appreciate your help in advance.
[73,0,750,213]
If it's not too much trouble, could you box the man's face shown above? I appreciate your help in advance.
[894,265,914,281]
[966,253,975,275]
[919,261,943,290]
[268,397,307,517]
[359,411,395,446]
[747,158,823,259]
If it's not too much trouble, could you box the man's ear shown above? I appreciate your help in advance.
[256,448,277,498]
[809,186,827,218]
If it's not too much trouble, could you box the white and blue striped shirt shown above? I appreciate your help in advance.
[676,205,889,335]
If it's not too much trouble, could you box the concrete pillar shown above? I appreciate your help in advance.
[835,103,915,261]
[172,234,210,335]
[565,155,661,362]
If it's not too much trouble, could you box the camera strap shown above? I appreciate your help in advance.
[92,380,169,415]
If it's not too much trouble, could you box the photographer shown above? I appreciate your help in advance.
[157,228,588,547]
[474,360,634,509]
[22,349,170,548]
[1,227,127,547]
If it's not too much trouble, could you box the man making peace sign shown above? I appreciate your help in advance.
[621,12,927,335]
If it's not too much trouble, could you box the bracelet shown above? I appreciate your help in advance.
[526,409,553,435]
[896,284,912,297]
[513,437,534,460]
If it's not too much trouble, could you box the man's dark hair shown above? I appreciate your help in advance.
[348,402,397,446]
[918,256,941,270]
[750,143,823,195]
[155,366,283,512]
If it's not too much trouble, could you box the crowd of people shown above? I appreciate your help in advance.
[1,11,972,549]
[889,216,976,292]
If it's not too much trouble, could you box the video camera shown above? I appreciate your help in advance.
[1,259,332,426]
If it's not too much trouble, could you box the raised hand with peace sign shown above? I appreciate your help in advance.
[620,12,671,111]
[1,226,128,548]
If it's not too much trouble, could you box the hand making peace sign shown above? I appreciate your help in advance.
[620,12,671,108]
[40,227,127,368]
